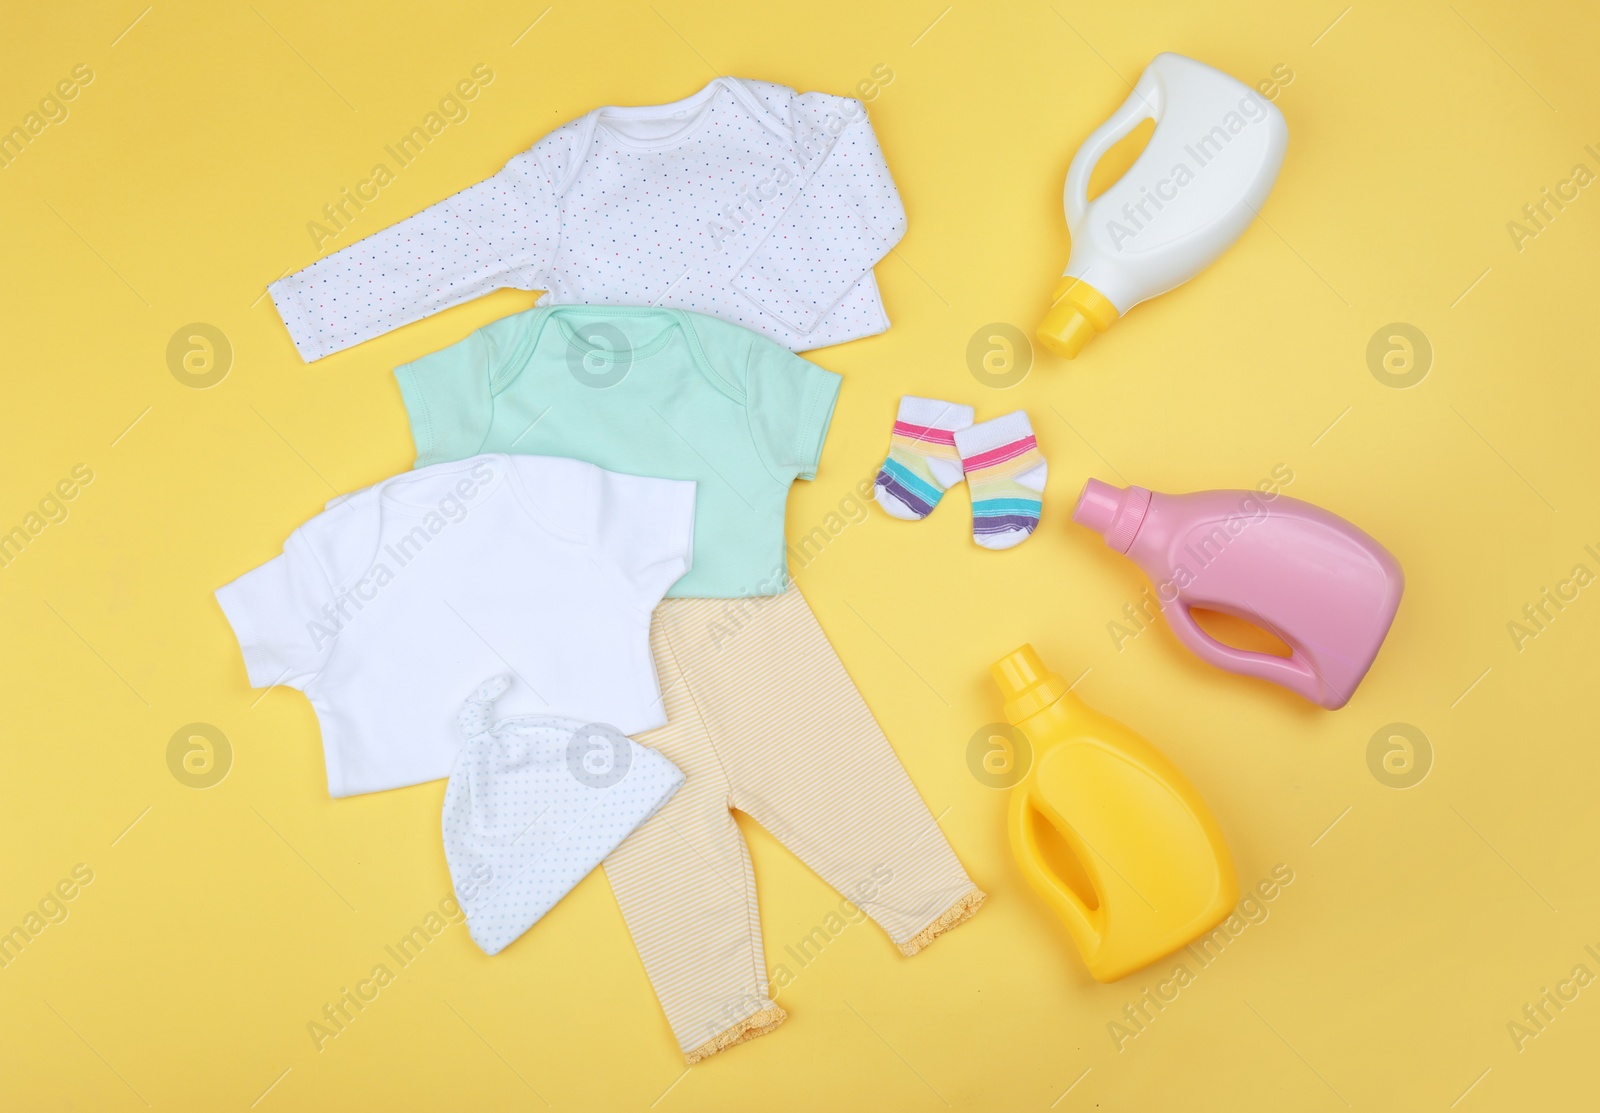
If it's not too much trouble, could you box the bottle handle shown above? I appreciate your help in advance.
[1062,81,1161,229]
[1165,600,1323,698]
[1010,785,1104,950]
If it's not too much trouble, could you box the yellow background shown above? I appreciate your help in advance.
[2,1,1596,1108]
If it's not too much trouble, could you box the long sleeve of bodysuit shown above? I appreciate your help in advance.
[268,147,563,362]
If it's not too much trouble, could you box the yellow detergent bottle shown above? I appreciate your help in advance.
[992,644,1238,981]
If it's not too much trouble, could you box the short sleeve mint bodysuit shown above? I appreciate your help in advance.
[395,307,841,597]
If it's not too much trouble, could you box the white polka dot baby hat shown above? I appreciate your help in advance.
[442,675,685,955]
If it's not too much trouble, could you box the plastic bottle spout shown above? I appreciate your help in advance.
[990,644,1070,724]
[1072,479,1151,554]
[1037,278,1120,360]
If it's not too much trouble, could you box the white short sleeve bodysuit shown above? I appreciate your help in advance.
[215,454,695,797]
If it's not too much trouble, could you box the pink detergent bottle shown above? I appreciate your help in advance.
[1073,479,1403,709]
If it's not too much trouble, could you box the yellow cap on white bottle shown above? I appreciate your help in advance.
[1037,277,1120,360]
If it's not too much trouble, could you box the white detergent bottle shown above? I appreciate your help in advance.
[1037,53,1288,360]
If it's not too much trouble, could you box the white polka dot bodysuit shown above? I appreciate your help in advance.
[269,77,908,361]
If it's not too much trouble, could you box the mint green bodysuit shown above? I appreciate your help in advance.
[395,306,841,597]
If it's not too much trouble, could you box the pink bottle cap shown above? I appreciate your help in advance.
[1072,479,1152,553]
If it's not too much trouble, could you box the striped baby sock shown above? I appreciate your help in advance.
[875,396,976,520]
[955,411,1047,550]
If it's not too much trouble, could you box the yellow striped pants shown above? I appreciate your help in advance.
[603,584,984,1063]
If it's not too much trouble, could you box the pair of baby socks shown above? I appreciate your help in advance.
[875,397,1047,550]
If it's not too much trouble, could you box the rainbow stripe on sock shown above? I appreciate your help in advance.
[876,421,964,518]
[962,435,1043,539]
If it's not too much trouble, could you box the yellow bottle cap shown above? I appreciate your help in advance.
[990,644,1070,723]
[1037,277,1120,360]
